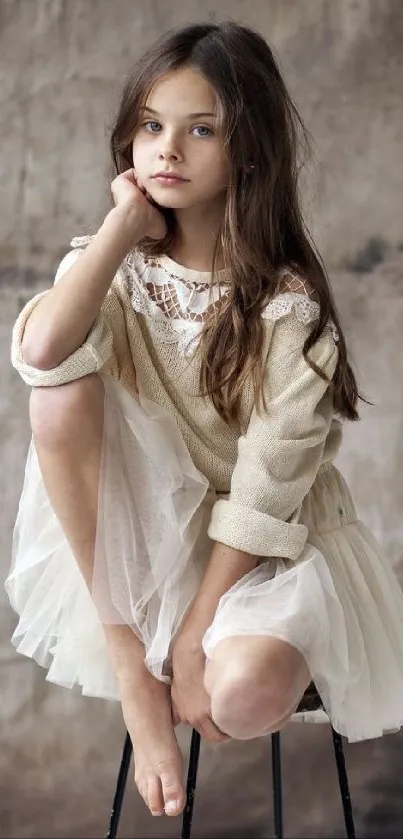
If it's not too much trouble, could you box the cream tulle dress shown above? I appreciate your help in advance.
[6,238,403,743]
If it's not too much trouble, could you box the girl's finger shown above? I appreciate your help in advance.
[196,717,229,743]
[128,168,145,193]
[170,686,183,725]
[132,171,146,193]
[171,698,181,727]
[125,168,137,183]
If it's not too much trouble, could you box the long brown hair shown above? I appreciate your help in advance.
[110,21,360,426]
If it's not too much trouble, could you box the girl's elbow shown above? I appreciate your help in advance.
[21,331,63,370]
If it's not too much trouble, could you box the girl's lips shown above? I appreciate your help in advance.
[153,173,190,184]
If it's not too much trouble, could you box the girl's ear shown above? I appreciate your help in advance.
[243,162,256,172]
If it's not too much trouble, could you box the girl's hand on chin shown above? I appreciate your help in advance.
[110,168,167,241]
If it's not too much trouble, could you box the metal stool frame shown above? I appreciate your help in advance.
[106,685,356,839]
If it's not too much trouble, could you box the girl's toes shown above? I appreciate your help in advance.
[159,764,185,815]
[146,775,165,816]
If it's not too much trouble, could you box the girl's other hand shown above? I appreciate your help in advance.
[171,632,230,744]
[110,168,167,242]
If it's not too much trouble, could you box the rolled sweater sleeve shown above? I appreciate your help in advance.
[11,250,113,387]
[208,314,339,559]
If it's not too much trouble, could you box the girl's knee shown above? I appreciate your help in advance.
[210,669,291,739]
[207,641,309,739]
[29,374,104,445]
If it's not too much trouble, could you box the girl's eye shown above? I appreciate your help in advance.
[192,126,213,137]
[143,121,162,133]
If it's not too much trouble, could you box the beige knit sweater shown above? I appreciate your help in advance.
[11,237,341,559]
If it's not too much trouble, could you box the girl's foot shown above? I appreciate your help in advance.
[119,673,185,817]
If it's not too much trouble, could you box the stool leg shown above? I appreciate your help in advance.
[106,732,133,839]
[331,728,356,839]
[181,729,201,839]
[271,732,284,839]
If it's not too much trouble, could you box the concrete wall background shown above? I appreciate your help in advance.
[2,0,403,277]
[1,1,403,837]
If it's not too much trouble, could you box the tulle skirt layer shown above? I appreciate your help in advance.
[6,375,403,742]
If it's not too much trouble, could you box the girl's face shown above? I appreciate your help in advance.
[131,67,229,211]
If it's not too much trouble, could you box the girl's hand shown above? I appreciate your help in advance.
[171,632,230,744]
[110,168,167,242]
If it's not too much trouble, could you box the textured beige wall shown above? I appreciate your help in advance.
[2,0,403,275]
[2,1,403,837]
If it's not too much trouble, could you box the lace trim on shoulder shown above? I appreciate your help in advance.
[262,292,339,342]
[70,235,95,249]
[263,292,320,325]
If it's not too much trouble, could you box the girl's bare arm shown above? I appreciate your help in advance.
[21,170,166,370]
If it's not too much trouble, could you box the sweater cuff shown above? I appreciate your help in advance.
[208,499,307,559]
[11,293,113,387]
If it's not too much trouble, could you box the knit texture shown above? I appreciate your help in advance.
[11,241,340,557]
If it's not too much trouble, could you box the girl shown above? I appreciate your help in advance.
[7,21,403,820]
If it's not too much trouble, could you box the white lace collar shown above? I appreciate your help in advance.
[71,238,337,356]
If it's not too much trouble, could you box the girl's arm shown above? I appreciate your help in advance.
[171,542,258,741]
[175,314,339,651]
[21,169,166,370]
[21,208,142,370]
[172,310,338,738]
[178,542,258,646]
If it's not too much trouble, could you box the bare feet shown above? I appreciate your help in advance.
[119,672,185,817]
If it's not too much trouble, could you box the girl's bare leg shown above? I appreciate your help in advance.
[29,374,185,817]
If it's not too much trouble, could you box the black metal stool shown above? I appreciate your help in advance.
[106,683,356,839]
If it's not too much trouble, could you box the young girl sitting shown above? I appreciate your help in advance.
[7,20,403,821]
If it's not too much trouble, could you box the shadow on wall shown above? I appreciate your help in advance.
[344,235,390,273]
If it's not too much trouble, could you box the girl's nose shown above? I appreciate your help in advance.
[158,149,179,162]
[158,133,183,163]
